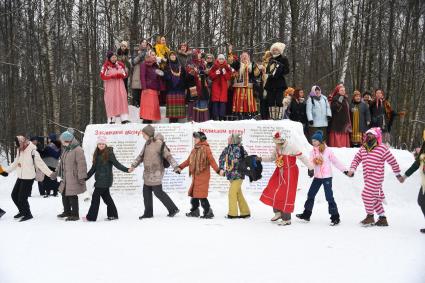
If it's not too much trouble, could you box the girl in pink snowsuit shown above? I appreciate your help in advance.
[348,128,403,226]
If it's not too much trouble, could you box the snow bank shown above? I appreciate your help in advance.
[0,138,424,283]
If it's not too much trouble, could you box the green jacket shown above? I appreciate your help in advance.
[86,147,128,188]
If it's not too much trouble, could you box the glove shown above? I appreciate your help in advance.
[344,171,354,177]
[1,172,8,177]
[308,170,314,178]
[222,68,226,74]
[308,120,314,126]
[215,70,221,75]
[155,69,164,76]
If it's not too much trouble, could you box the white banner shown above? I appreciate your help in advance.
[82,120,312,192]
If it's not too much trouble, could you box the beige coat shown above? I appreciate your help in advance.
[131,135,178,186]
[6,143,53,180]
[56,140,87,196]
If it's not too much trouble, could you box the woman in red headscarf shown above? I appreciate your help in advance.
[328,84,351,147]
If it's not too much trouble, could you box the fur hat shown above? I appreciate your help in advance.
[230,134,242,145]
[193,131,207,142]
[97,136,107,144]
[270,42,286,55]
[311,130,324,143]
[142,125,155,138]
[120,41,128,48]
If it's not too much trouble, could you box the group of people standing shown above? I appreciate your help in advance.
[1,125,424,234]
[100,37,404,149]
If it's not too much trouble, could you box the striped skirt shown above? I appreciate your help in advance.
[232,87,257,113]
[193,100,209,122]
[166,91,186,119]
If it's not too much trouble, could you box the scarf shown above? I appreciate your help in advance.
[364,138,378,152]
[189,142,209,176]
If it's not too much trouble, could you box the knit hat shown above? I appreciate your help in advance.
[311,130,324,143]
[272,131,286,144]
[60,128,75,142]
[48,133,57,142]
[120,41,128,48]
[365,127,382,144]
[270,42,286,55]
[193,131,207,142]
[142,125,155,138]
[29,136,38,142]
[230,134,242,145]
[97,136,107,144]
[106,50,114,60]
[217,54,226,60]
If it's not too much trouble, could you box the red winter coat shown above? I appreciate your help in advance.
[209,61,231,102]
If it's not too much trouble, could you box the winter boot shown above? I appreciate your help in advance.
[14,212,23,219]
[57,212,70,219]
[167,209,180,217]
[139,215,153,220]
[360,214,375,226]
[200,208,214,219]
[106,216,118,221]
[296,210,312,222]
[277,219,291,226]
[65,216,80,221]
[186,208,200,217]
[19,215,33,222]
[330,214,340,226]
[239,214,251,219]
[226,215,239,219]
[375,216,389,227]
[271,211,282,222]
[0,209,5,219]
[420,228,425,234]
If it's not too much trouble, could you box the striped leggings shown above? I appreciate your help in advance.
[361,183,385,216]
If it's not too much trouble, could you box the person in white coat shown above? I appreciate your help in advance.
[3,136,53,221]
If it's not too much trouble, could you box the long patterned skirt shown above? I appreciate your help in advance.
[166,91,186,119]
[232,86,257,114]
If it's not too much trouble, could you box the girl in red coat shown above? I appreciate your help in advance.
[260,131,313,226]
[100,51,130,124]
[209,54,232,120]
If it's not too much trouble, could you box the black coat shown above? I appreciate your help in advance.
[289,99,308,125]
[264,55,290,91]
[86,147,129,188]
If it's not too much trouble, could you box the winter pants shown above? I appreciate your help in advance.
[132,89,141,107]
[11,179,34,217]
[143,185,178,217]
[228,179,250,217]
[418,187,425,218]
[38,181,45,196]
[43,166,59,196]
[361,181,385,216]
[273,208,291,221]
[212,102,226,120]
[190,198,211,213]
[304,177,339,216]
[267,89,284,107]
[62,195,79,217]
[86,187,118,221]
[308,127,328,143]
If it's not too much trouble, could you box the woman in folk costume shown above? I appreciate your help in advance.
[369,89,405,144]
[154,36,171,69]
[401,130,425,233]
[260,131,314,226]
[186,49,210,122]
[164,51,187,123]
[177,42,192,68]
[264,42,290,120]
[177,132,220,219]
[347,127,403,226]
[350,90,371,147]
[100,51,130,124]
[328,84,351,147]
[209,54,232,120]
[139,51,164,123]
[232,52,257,119]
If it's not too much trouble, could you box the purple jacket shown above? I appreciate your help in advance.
[140,62,161,91]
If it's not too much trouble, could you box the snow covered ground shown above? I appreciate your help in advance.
[0,148,424,283]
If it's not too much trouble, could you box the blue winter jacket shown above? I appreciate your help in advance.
[306,95,332,128]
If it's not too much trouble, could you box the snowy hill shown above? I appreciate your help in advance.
[0,147,424,283]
